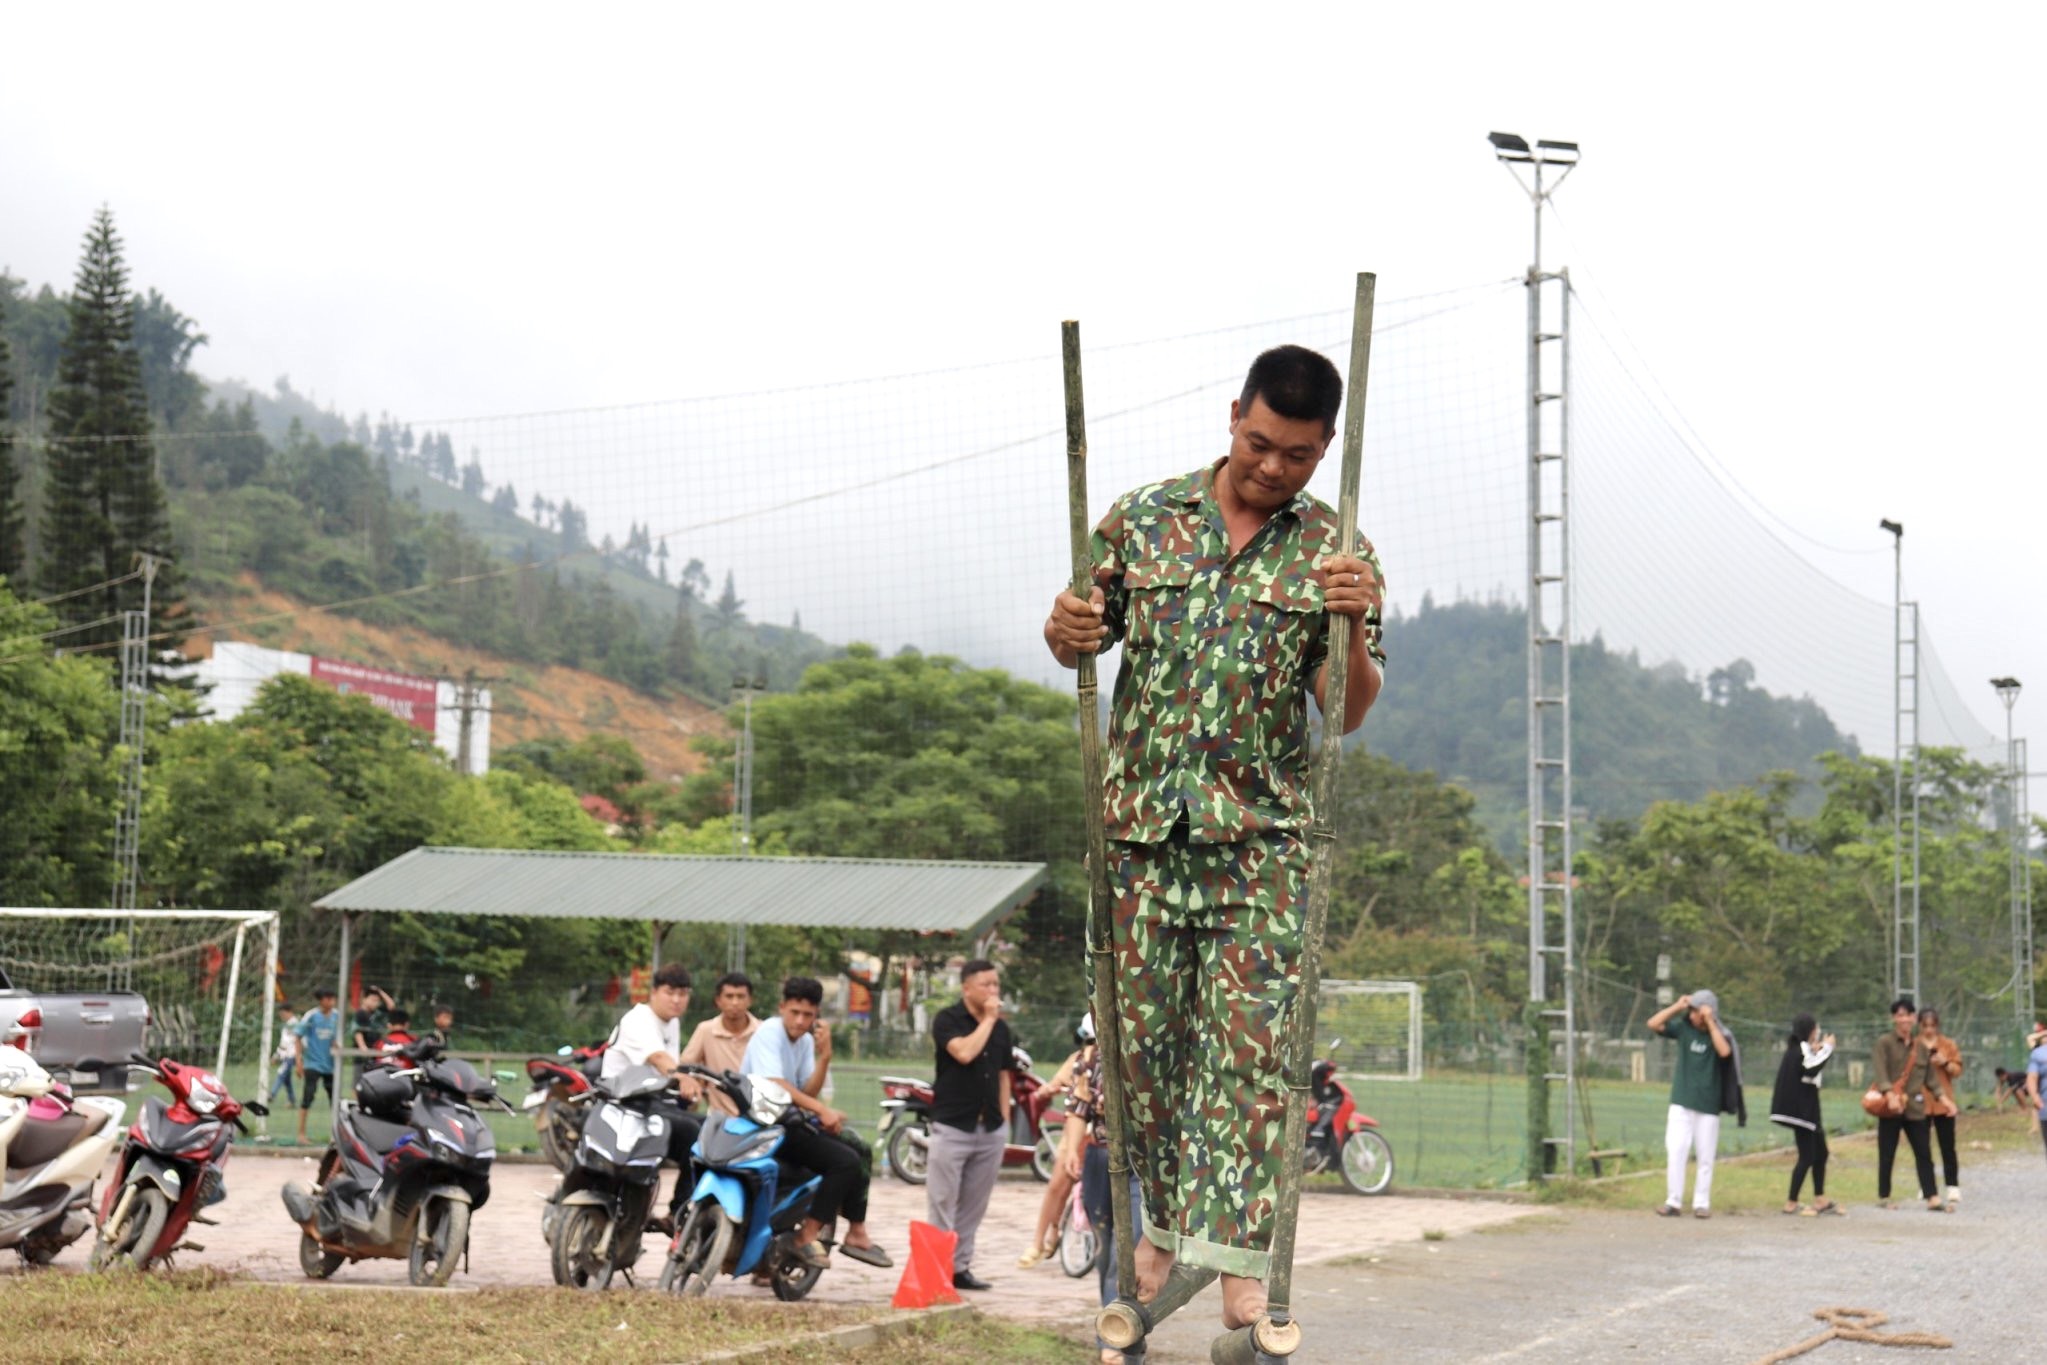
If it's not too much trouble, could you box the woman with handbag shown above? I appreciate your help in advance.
[1918,1007,1963,1210]
[1868,996,1943,1211]
[1769,1013,1841,1215]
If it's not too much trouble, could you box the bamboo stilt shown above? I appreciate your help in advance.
[1260,272,1377,1333]
[1063,320,1140,1308]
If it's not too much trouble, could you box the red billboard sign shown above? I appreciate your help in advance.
[309,656,438,736]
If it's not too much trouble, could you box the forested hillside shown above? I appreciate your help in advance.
[1368,597,1856,846]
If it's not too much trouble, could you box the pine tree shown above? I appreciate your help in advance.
[715,570,744,623]
[38,207,186,667]
[0,291,22,581]
[667,580,697,689]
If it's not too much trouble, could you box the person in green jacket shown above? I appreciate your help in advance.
[1647,989,1732,1218]
[1871,996,1942,1211]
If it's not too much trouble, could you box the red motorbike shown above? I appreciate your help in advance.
[89,1053,264,1271]
[1304,1043,1393,1195]
[880,1047,1063,1185]
[522,1042,608,1173]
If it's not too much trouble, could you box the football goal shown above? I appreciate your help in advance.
[1318,979,1424,1082]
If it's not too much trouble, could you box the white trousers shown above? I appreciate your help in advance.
[1664,1104,1721,1209]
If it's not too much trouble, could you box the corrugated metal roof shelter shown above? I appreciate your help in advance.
[315,846,1047,939]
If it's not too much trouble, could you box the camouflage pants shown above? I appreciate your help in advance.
[1107,825,1304,1279]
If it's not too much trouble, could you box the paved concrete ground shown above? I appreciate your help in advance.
[43,1150,1524,1333]
[1137,1147,2045,1364]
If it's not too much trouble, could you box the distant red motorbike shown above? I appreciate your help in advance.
[89,1053,265,1271]
[1304,1042,1393,1195]
[880,1047,1062,1185]
[522,1042,608,1173]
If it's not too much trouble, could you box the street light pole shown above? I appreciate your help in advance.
[1993,676,2031,1039]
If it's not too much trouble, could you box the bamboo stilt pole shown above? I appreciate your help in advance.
[1063,319,1141,1308]
[1261,271,1377,1329]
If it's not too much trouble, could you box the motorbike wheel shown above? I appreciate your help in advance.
[298,1230,344,1279]
[770,1244,823,1302]
[538,1099,576,1173]
[1031,1132,1056,1183]
[886,1121,929,1185]
[551,1204,616,1291]
[658,1202,732,1298]
[1338,1128,1395,1196]
[409,1198,471,1288]
[1057,1200,1098,1278]
[90,1186,171,1272]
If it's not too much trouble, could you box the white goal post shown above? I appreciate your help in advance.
[0,908,281,1099]
[1318,979,1423,1082]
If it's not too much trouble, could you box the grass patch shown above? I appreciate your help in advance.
[1532,1112,2039,1214]
[0,1269,1066,1365]
[1420,1227,1448,1242]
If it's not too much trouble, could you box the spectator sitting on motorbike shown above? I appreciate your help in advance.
[740,976,893,1270]
[424,1003,455,1048]
[602,962,706,1235]
[351,985,395,1075]
[681,972,762,1117]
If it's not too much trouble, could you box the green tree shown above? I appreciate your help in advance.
[0,583,123,904]
[128,288,208,430]
[0,291,21,580]
[37,208,187,671]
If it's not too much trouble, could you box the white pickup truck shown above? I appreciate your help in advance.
[0,966,150,1093]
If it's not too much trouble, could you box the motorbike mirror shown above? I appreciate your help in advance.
[245,1101,270,1117]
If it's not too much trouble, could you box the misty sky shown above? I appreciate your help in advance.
[4,4,2042,775]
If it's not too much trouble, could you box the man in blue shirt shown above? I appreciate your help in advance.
[293,987,340,1144]
[740,976,890,1270]
[2025,1024,2047,1164]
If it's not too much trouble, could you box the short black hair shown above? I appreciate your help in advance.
[715,972,755,995]
[432,1003,453,1018]
[654,963,693,992]
[1238,344,1343,437]
[315,987,337,1000]
[1890,996,1916,1015]
[960,958,998,983]
[386,1008,410,1025]
[1788,1013,1816,1045]
[780,975,823,1007]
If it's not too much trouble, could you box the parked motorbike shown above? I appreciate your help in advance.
[0,1044,127,1265]
[523,1042,606,1173]
[656,1065,830,1303]
[543,1062,674,1289]
[89,1052,266,1271]
[1304,1040,1394,1195]
[281,1037,505,1287]
[880,1046,1062,1185]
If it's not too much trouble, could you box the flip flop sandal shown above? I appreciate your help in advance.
[1784,1205,1809,1216]
[1654,1204,1683,1218]
[791,1240,831,1270]
[1814,1201,1845,1217]
[840,1242,894,1268]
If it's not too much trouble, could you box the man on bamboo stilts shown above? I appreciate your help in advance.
[1044,344,1385,1333]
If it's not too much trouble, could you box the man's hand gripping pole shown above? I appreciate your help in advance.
[1211,271,1377,1365]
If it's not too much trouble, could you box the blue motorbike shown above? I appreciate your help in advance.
[657,1066,831,1302]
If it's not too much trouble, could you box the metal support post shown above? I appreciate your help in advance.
[730,671,766,972]
[1493,131,1579,1179]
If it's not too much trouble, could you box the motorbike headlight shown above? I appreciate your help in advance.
[187,1082,220,1115]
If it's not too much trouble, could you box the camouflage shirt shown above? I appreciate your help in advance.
[1090,460,1386,845]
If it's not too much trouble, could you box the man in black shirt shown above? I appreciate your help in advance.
[926,958,1012,1291]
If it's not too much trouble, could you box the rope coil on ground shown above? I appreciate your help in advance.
[1749,1307,1953,1365]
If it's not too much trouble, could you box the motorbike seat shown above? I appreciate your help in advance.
[7,1107,110,1170]
[351,1112,414,1154]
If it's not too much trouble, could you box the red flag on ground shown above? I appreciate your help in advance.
[891,1220,963,1309]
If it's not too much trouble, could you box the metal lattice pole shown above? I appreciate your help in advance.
[1493,131,1579,1179]
[1883,522,1920,1005]
[111,553,163,989]
[1994,678,2029,1037]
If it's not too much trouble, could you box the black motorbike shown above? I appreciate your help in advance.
[281,1038,505,1287]
[543,1062,675,1289]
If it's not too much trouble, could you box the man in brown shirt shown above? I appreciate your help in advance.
[680,973,763,1117]
[1870,996,1942,1211]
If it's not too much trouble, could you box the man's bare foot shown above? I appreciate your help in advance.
[842,1221,876,1250]
[1220,1273,1267,1330]
[1133,1237,1175,1302]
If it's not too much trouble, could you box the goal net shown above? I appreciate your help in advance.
[0,909,280,1087]
[1318,980,1423,1082]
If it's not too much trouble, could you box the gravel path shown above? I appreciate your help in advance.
[1139,1147,2043,1363]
